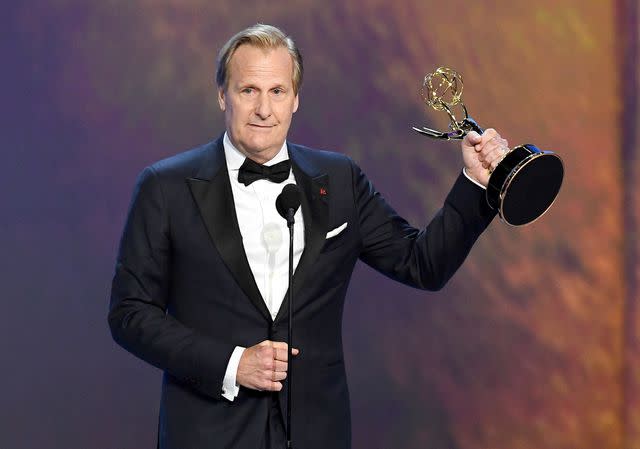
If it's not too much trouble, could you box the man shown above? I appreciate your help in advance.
[109,24,508,449]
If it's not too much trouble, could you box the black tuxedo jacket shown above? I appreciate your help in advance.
[109,136,495,449]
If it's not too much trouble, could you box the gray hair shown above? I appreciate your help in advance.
[216,24,303,94]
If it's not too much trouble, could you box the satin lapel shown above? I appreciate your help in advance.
[275,145,329,323]
[187,139,271,322]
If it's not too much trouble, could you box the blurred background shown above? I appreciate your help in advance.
[2,1,638,448]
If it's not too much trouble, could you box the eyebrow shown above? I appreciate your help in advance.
[236,82,289,91]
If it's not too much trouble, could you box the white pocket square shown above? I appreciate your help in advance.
[326,222,348,239]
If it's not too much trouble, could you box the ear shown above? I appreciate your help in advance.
[293,93,299,113]
[217,88,226,111]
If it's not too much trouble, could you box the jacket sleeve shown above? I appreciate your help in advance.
[352,160,496,291]
[108,166,235,400]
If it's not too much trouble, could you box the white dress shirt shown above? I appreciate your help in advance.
[221,133,305,401]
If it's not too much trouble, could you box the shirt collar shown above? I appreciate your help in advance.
[223,132,289,171]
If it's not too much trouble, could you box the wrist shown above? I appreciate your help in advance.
[462,168,487,189]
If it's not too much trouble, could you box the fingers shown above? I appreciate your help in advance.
[237,340,300,392]
[462,130,482,148]
[264,380,284,392]
[255,376,285,392]
[260,341,300,362]
[273,347,300,361]
[268,369,288,382]
[476,128,499,146]
[474,129,509,172]
[478,137,508,170]
[273,359,288,372]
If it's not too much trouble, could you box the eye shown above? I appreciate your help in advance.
[241,87,254,94]
[272,88,284,95]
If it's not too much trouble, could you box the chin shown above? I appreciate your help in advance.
[248,136,283,152]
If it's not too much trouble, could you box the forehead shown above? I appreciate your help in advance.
[227,44,294,86]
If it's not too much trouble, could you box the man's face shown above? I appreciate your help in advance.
[218,44,299,164]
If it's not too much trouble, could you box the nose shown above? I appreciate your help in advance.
[255,92,272,119]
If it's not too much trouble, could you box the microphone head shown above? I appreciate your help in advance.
[276,184,301,220]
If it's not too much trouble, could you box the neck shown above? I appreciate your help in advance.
[244,151,279,165]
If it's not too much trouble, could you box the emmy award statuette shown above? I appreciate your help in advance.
[412,67,564,226]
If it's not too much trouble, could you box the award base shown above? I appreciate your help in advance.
[487,144,564,226]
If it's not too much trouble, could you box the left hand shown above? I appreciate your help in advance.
[461,128,509,187]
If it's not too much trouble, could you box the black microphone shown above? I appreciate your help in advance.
[275,183,301,449]
[276,184,301,227]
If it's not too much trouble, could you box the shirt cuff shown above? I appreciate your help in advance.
[222,346,245,401]
[462,167,486,190]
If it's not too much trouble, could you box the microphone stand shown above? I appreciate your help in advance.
[276,184,300,449]
[285,207,295,449]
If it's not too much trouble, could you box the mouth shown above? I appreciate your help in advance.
[248,123,277,129]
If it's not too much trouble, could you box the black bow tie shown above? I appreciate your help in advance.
[237,158,291,186]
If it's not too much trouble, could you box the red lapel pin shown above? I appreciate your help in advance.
[319,187,327,196]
